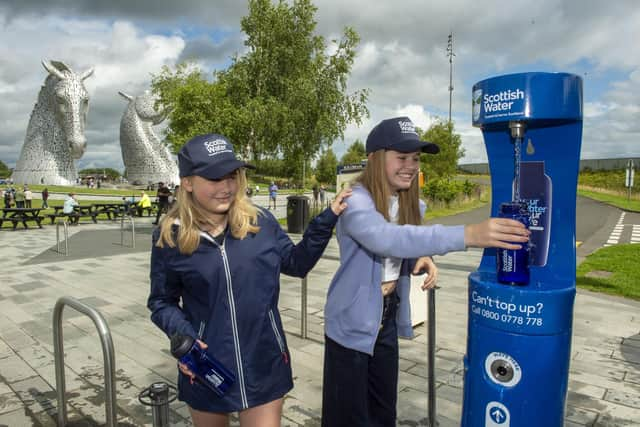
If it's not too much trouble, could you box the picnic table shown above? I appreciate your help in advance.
[0,208,44,230]
[92,202,132,220]
[48,205,98,224]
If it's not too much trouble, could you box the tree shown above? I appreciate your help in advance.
[79,168,122,180]
[340,139,366,165]
[315,149,338,184]
[419,120,464,179]
[152,63,235,154]
[254,157,297,178]
[152,0,369,174]
[0,160,10,177]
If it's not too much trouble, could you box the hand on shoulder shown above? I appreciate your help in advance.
[330,188,353,215]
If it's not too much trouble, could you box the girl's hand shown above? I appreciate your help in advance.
[413,256,439,290]
[330,188,352,215]
[464,218,531,249]
[177,339,208,382]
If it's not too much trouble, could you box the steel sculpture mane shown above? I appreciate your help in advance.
[118,90,179,185]
[12,60,93,185]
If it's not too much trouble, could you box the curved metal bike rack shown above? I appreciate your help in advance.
[53,296,117,427]
[120,214,136,248]
[56,219,69,256]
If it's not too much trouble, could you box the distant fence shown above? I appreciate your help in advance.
[459,157,640,174]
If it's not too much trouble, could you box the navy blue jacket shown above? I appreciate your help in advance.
[148,207,338,412]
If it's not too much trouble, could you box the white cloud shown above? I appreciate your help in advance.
[0,15,186,170]
[1,0,640,172]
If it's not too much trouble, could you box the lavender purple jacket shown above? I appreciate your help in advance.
[324,184,466,355]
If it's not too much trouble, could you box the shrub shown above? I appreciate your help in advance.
[423,178,479,207]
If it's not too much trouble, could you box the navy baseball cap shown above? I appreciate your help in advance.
[366,117,439,154]
[178,134,255,179]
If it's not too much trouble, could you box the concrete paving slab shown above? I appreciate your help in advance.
[0,221,639,426]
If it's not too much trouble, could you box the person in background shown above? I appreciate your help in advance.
[148,133,351,427]
[63,192,79,224]
[24,186,33,208]
[42,188,49,209]
[4,187,13,208]
[138,191,152,216]
[14,186,25,208]
[153,182,172,225]
[320,117,530,427]
[268,181,278,210]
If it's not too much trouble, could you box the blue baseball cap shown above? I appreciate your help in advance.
[178,134,255,179]
[366,116,439,154]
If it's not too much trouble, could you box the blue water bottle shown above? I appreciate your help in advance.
[170,334,235,396]
[496,201,530,285]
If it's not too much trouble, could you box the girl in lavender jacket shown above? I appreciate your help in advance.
[321,117,530,427]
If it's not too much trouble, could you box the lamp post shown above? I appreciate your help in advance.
[447,32,455,126]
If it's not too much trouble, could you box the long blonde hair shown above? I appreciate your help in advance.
[156,169,261,254]
[355,150,422,226]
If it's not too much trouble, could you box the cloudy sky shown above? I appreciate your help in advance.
[1,0,638,172]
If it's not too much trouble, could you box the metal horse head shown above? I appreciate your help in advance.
[118,90,167,125]
[42,60,93,159]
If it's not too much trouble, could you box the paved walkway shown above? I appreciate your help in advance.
[0,217,638,426]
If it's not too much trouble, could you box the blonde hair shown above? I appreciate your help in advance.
[355,150,422,226]
[156,169,261,254]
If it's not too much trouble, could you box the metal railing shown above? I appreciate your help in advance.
[53,296,117,427]
[300,277,308,338]
[120,214,136,248]
[299,253,339,339]
[427,287,438,427]
[56,219,69,256]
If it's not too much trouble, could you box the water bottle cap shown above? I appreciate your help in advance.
[170,334,195,359]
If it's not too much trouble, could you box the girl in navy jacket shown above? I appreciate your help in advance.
[148,133,350,426]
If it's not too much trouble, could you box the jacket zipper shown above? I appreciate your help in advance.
[202,232,249,409]
[268,309,289,364]
[220,244,249,409]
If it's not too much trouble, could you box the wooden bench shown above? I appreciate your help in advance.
[92,203,131,220]
[1,208,44,230]
[47,212,81,224]
[49,206,98,224]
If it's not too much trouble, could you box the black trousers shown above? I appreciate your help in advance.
[154,201,169,224]
[322,293,400,427]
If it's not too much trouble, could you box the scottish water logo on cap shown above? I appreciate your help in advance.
[472,88,482,122]
[204,138,232,157]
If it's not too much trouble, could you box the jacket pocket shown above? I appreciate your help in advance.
[268,309,289,364]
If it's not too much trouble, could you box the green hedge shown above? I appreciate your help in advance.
[579,169,638,194]
[422,178,480,207]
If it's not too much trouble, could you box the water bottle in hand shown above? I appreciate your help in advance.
[170,334,235,396]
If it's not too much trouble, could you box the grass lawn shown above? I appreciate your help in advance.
[577,188,640,212]
[10,184,143,197]
[576,243,640,300]
[0,198,139,229]
[424,198,488,221]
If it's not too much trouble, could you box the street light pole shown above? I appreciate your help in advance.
[447,32,455,126]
